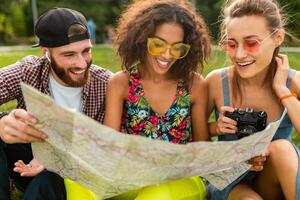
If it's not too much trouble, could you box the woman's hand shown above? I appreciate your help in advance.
[273,54,291,97]
[13,158,45,177]
[215,106,238,136]
[247,149,270,172]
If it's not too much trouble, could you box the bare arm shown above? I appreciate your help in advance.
[273,54,300,135]
[205,70,237,136]
[103,71,129,131]
[190,74,209,141]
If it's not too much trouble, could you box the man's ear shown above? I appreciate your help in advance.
[41,47,48,55]
[275,29,285,47]
[41,47,50,62]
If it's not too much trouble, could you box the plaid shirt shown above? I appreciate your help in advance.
[0,55,113,123]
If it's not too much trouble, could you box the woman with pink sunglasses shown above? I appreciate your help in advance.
[206,0,299,199]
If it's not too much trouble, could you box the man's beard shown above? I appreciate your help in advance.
[50,56,92,87]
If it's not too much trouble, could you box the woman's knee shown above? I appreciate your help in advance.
[268,140,296,160]
[228,183,263,200]
[267,139,298,172]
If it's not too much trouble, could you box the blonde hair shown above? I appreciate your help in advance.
[220,0,286,105]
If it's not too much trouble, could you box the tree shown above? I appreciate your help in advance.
[0,0,31,45]
[196,0,222,41]
[0,0,299,45]
[277,0,300,43]
[196,0,300,44]
[36,0,124,43]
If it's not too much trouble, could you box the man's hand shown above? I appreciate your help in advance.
[0,109,47,144]
[13,159,45,177]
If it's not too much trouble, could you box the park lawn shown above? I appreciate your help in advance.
[0,46,300,147]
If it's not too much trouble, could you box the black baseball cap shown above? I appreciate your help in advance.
[33,7,90,47]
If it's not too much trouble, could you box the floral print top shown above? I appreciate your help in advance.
[121,66,192,144]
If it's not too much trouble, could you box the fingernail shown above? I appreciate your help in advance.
[30,118,37,124]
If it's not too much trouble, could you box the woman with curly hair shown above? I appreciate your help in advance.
[104,0,211,198]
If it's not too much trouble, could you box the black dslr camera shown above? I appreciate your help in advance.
[225,108,267,139]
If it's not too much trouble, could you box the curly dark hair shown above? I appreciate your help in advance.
[115,0,211,82]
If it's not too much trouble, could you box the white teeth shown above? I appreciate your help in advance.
[157,59,168,66]
[72,70,85,74]
[237,61,255,66]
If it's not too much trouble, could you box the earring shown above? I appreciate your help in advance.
[45,51,51,62]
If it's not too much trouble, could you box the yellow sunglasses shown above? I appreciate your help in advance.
[147,37,191,59]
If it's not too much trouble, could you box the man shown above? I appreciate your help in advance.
[0,7,112,199]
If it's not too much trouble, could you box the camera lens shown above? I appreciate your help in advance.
[238,125,256,138]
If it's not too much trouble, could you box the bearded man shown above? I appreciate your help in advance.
[0,7,112,200]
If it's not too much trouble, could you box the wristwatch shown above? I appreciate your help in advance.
[0,112,8,119]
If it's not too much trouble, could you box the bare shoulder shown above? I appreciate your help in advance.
[205,68,227,92]
[108,71,129,86]
[205,68,223,85]
[205,68,228,105]
[291,69,300,92]
[292,69,300,83]
[107,71,130,97]
[190,73,206,100]
[191,72,205,90]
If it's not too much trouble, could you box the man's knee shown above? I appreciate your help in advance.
[23,170,66,200]
[0,141,9,200]
[33,171,63,186]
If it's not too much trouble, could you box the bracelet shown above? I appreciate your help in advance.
[279,92,297,103]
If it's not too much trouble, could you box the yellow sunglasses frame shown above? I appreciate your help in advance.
[147,37,191,59]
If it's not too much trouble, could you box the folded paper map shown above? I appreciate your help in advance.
[21,83,284,199]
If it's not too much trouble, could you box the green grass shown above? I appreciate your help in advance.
[0,46,299,147]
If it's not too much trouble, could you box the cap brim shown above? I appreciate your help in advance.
[31,43,40,48]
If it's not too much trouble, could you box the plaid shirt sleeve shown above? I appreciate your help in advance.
[0,60,25,104]
[0,55,49,109]
[82,65,113,123]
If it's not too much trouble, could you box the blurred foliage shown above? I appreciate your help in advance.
[195,0,300,44]
[0,0,299,45]
[0,0,30,45]
[35,0,127,43]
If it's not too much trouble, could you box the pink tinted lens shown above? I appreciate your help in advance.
[243,39,260,52]
[221,40,237,52]
[221,39,261,53]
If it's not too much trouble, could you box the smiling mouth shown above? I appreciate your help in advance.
[70,69,86,75]
[156,58,171,68]
[237,60,256,67]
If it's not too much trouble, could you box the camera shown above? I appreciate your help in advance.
[225,108,267,139]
